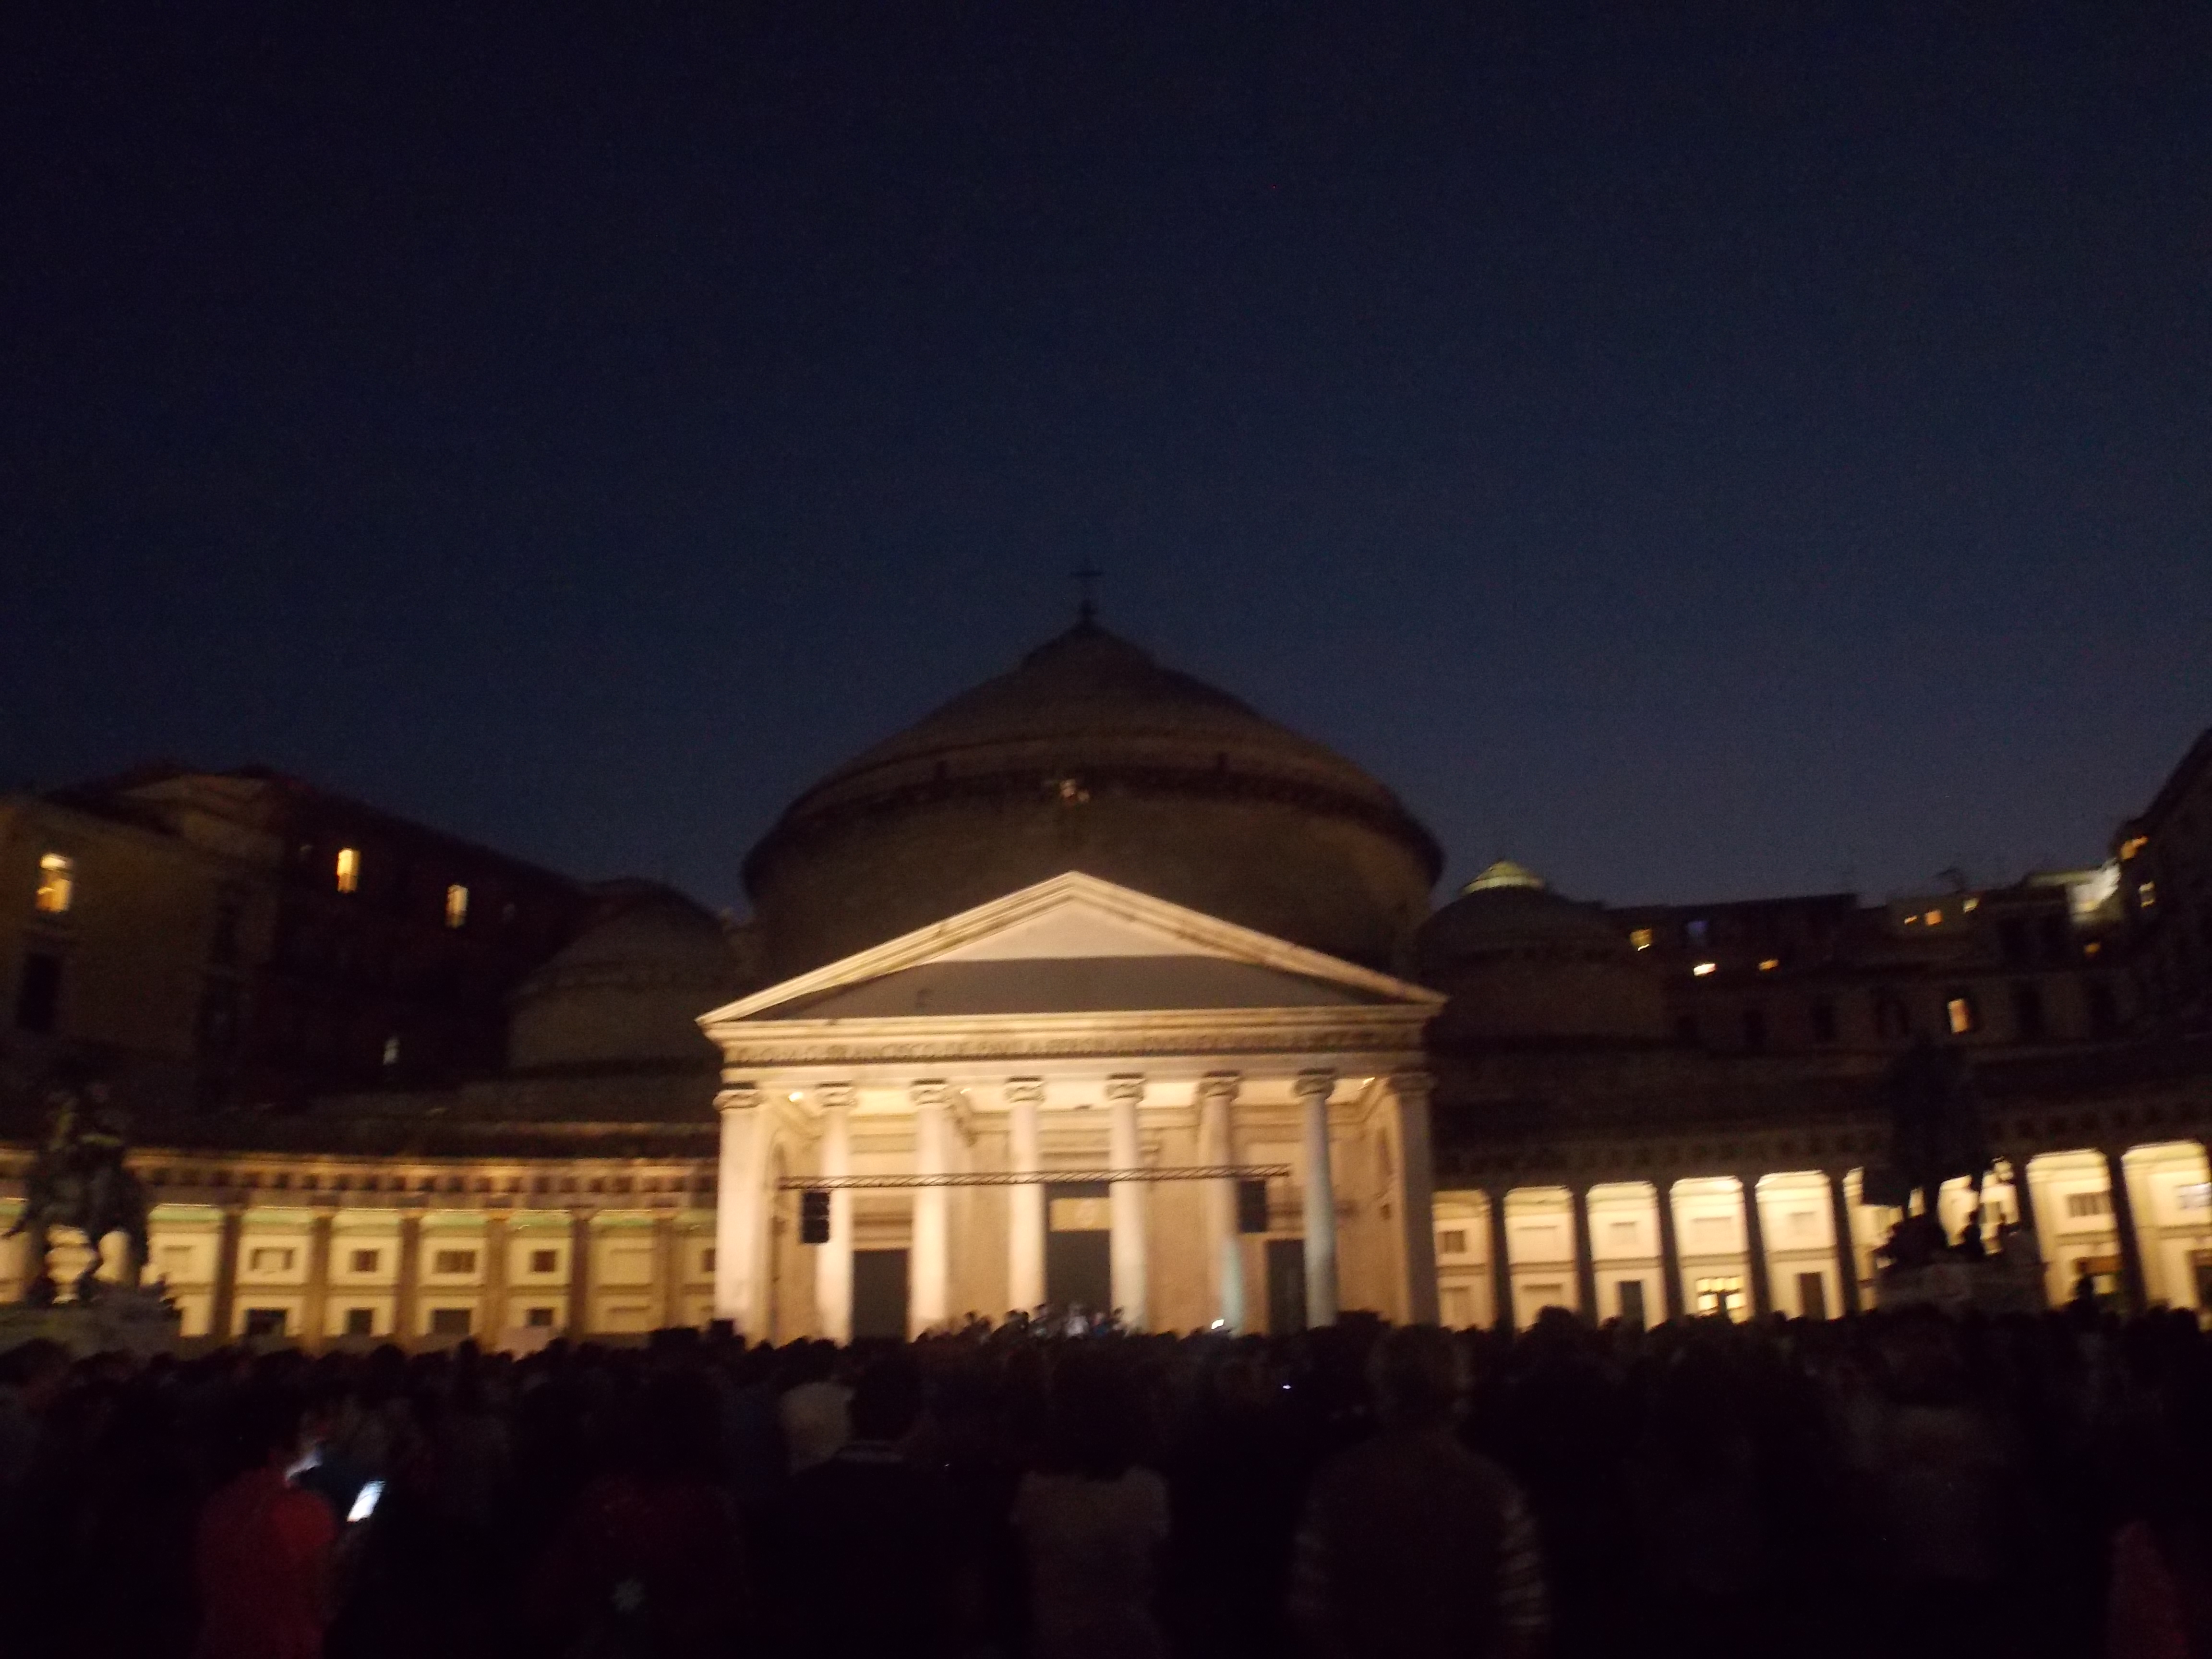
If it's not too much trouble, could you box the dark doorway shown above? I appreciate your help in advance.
[1796,1272,1828,1321]
[1046,1182,1111,1313]
[242,1308,287,1338]
[852,1249,909,1339]
[1616,1278,1647,1327]
[1266,1239,1307,1335]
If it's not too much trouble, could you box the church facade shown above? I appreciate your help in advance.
[2,619,2209,1343]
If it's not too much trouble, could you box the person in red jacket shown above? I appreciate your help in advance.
[194,1386,339,1659]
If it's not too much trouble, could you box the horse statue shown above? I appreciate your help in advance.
[3,1085,150,1305]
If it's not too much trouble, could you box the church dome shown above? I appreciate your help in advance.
[744,620,1441,975]
[1417,863,1665,1044]
[507,883,745,1072]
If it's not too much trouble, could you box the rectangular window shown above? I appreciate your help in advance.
[529,1248,558,1274]
[2176,1184,2212,1212]
[433,1250,478,1275]
[525,1306,556,1328]
[1628,927,1654,951]
[445,884,469,928]
[335,848,359,894]
[1437,1229,1468,1256]
[344,1308,375,1337]
[2065,1190,2114,1219]
[14,951,61,1034]
[2139,881,2158,909]
[34,852,74,914]
[349,1249,381,1274]
[1692,961,1718,977]
[247,1248,295,1273]
[1946,994,1977,1035]
[428,1307,473,1337]
[700,1247,716,1273]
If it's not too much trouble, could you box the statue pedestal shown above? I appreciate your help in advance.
[1875,1255,2045,1316]
[0,1287,182,1358]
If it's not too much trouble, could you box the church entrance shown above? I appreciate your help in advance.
[852,1249,908,1339]
[1046,1182,1112,1314]
[1266,1238,1307,1334]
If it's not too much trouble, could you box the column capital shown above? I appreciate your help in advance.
[716,1082,763,1114]
[1195,1070,1241,1106]
[909,1079,955,1109]
[1293,1068,1337,1104]
[1004,1077,1047,1106]
[815,1081,857,1111]
[1105,1073,1146,1106]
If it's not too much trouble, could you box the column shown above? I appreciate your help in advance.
[1107,1075,1149,1330]
[1391,1073,1443,1326]
[2004,1157,2049,1309]
[1005,1079,1046,1320]
[1485,1187,1514,1331]
[302,1210,334,1349]
[1655,1179,1686,1322]
[910,1081,952,1335]
[395,1211,423,1346]
[1826,1170,1863,1314]
[1569,1184,1599,1322]
[483,1214,510,1341]
[649,1214,677,1331]
[713,1083,769,1334]
[2105,1147,2149,1314]
[1197,1072,1245,1331]
[816,1083,856,1342]
[210,1202,245,1341]
[1298,1069,1340,1329]
[1740,1174,1772,1318]
[566,1209,594,1336]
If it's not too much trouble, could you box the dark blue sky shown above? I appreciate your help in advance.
[4,4,2208,914]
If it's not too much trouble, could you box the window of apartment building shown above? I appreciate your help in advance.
[2066,1190,2114,1219]
[349,1249,381,1273]
[1808,998,1839,1044]
[433,1250,478,1275]
[429,1308,472,1337]
[1946,994,1978,1036]
[344,1308,375,1337]
[34,853,74,914]
[242,1309,288,1338]
[2139,881,2158,910]
[699,1247,715,1274]
[2010,981,2047,1042]
[525,1307,556,1328]
[335,847,360,894]
[445,884,469,928]
[1629,927,1654,951]
[529,1249,559,1274]
[1437,1229,1468,1256]
[248,1248,295,1273]
[14,952,61,1034]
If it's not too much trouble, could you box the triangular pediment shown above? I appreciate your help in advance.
[701,872,1442,1025]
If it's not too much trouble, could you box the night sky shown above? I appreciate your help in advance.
[4,5,2208,915]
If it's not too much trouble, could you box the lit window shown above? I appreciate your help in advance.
[2139,881,2157,909]
[33,853,74,914]
[1962,895,1980,912]
[445,884,469,928]
[2065,1190,2113,1219]
[2120,835,2148,862]
[1629,927,1654,952]
[1692,961,1718,977]
[2085,939,2103,957]
[1925,910,1943,927]
[1946,995,1977,1035]
[335,847,359,893]
[1758,958,1780,973]
[381,1035,400,1067]
[1903,913,1920,926]
[2176,1183,2212,1212]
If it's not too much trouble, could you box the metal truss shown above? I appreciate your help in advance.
[775,1164,1290,1191]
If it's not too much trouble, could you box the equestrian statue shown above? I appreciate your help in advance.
[4,1083,150,1305]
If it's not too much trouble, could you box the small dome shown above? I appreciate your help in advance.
[1418,865,1664,1045]
[507,883,745,1073]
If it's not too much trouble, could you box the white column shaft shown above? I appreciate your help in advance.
[1301,1073,1340,1327]
[910,1093,950,1335]
[713,1093,769,1334]
[1007,1086,1046,1316]
[1108,1080,1148,1329]
[1199,1077,1245,1331]
[816,1101,854,1342]
[1394,1075,1442,1325]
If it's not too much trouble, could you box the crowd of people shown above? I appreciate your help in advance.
[0,1299,2207,1659]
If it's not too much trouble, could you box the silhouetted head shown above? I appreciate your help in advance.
[848,1352,924,1443]
[1369,1324,1465,1430]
